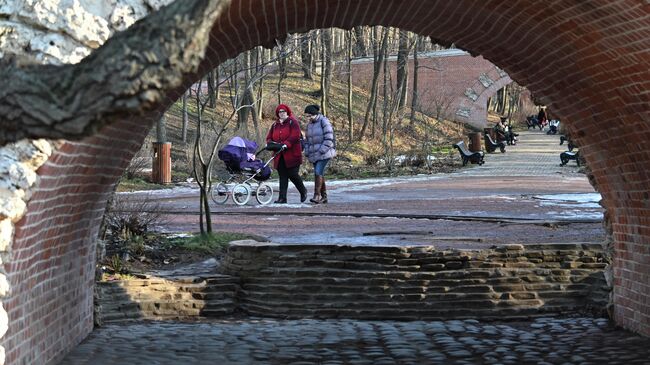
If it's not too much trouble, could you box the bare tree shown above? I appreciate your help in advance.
[353,26,367,57]
[409,35,424,127]
[207,71,216,108]
[181,90,189,142]
[359,26,390,141]
[300,32,313,79]
[191,78,254,234]
[346,29,354,142]
[320,29,333,116]
[396,29,411,109]
[156,114,167,142]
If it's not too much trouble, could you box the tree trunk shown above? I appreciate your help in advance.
[215,66,220,103]
[300,32,313,79]
[346,30,354,142]
[278,39,288,79]
[320,29,332,116]
[396,29,410,109]
[353,26,366,57]
[202,164,212,233]
[409,35,422,127]
[238,51,251,138]
[207,71,216,108]
[359,26,389,141]
[181,90,189,142]
[256,47,266,122]
[156,115,167,142]
[382,36,390,137]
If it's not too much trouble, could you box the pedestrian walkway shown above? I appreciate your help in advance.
[454,130,580,177]
[60,317,650,364]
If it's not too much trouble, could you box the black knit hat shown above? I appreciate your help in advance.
[304,104,320,115]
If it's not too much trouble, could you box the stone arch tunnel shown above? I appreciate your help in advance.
[0,0,648,364]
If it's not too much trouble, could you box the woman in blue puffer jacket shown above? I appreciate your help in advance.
[303,104,336,204]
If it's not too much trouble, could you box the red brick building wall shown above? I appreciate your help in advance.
[1,1,649,364]
[344,50,512,128]
[1,118,150,365]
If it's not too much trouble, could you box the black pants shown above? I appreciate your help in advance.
[277,156,306,199]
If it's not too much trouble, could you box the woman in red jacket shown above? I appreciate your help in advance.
[266,104,307,204]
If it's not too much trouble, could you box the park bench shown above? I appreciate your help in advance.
[484,132,506,153]
[453,141,485,166]
[560,135,576,151]
[560,150,580,166]
[525,115,543,130]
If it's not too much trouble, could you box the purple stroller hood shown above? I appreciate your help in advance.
[218,137,261,170]
[226,137,258,161]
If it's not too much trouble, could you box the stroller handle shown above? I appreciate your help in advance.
[262,141,285,153]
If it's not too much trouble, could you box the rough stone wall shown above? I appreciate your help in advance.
[95,275,239,323]
[223,242,610,320]
[344,51,512,129]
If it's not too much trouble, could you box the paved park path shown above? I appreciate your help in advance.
[133,130,604,248]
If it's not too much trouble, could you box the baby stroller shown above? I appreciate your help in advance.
[212,137,283,205]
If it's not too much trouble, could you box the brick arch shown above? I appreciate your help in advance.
[456,66,513,128]
[3,0,649,363]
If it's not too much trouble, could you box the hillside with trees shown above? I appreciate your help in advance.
[123,26,534,189]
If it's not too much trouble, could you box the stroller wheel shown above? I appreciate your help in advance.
[255,183,274,205]
[210,182,229,204]
[232,183,251,206]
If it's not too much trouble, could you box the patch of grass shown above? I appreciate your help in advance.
[100,272,136,281]
[172,170,191,182]
[116,177,173,192]
[167,232,252,254]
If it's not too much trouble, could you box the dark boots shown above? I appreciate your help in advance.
[320,178,328,204]
[310,176,323,203]
[310,176,329,204]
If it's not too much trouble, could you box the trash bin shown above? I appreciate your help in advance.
[468,132,481,152]
[152,142,172,184]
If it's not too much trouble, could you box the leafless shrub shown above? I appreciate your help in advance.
[103,193,167,242]
[124,143,151,180]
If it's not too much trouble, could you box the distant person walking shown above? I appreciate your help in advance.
[303,104,336,204]
[494,117,507,143]
[266,104,307,204]
[537,107,548,129]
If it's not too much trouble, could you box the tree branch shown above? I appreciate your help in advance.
[0,0,232,145]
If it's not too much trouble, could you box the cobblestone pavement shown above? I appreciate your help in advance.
[60,317,650,364]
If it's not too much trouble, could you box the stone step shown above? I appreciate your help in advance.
[103,298,235,312]
[238,303,563,320]
[239,289,503,302]
[239,292,544,308]
[100,310,144,322]
[252,268,501,280]
[103,290,237,302]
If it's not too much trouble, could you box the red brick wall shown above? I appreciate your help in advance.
[3,1,650,363]
[344,51,512,128]
[1,118,150,365]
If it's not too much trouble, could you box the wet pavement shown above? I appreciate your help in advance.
[60,317,650,364]
[126,130,605,247]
